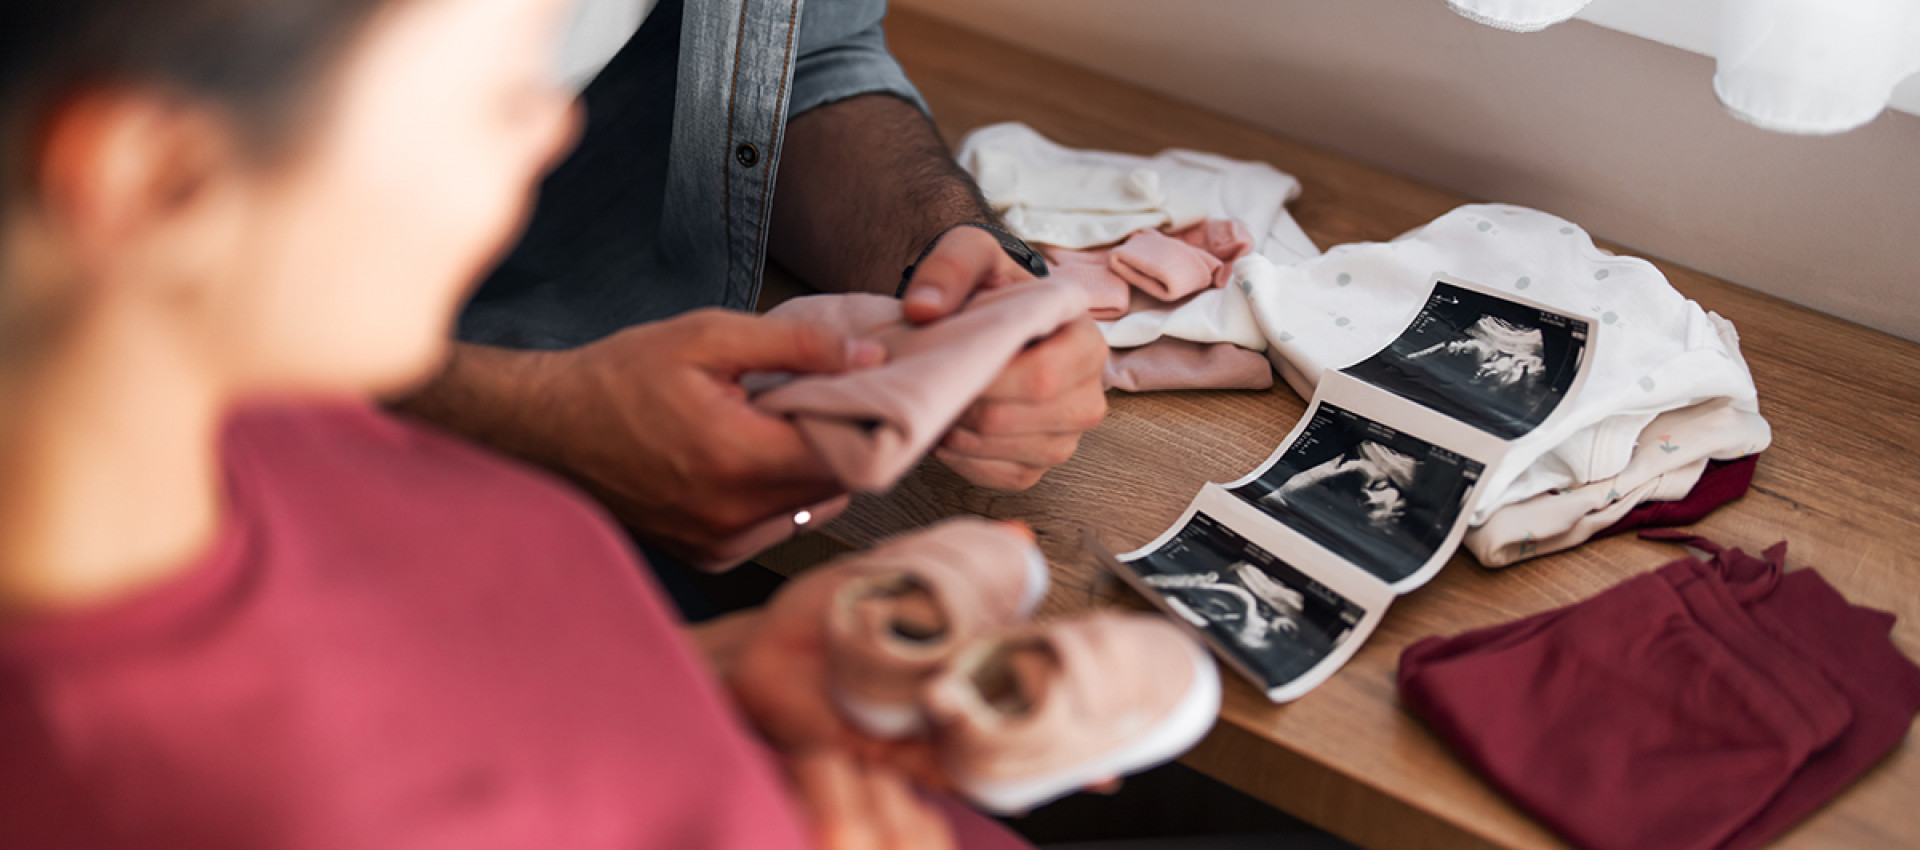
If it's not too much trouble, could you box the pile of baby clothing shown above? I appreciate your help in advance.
[1237,204,1772,566]
[957,124,1772,568]
[957,123,1317,393]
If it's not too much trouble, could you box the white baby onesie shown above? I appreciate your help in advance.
[1098,287,1269,352]
[955,123,1319,264]
[1238,203,1765,524]
[956,123,1315,352]
[1465,387,1773,567]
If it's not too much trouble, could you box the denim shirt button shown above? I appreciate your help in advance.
[734,142,760,168]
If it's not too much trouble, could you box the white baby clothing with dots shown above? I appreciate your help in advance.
[1463,384,1772,567]
[956,123,1319,263]
[1237,203,1768,525]
[955,123,1316,353]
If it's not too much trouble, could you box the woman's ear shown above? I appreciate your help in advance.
[36,90,249,289]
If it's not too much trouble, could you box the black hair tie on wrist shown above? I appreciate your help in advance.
[897,221,1049,299]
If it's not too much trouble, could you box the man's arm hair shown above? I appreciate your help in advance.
[768,92,994,295]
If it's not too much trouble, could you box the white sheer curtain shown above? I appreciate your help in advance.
[1446,0,1920,134]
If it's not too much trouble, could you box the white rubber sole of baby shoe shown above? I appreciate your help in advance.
[833,688,927,739]
[950,636,1223,815]
[1017,546,1050,618]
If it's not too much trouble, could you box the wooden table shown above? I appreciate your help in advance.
[763,11,1920,849]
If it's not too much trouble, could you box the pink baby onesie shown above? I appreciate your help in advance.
[1042,246,1132,320]
[1046,219,1254,316]
[755,280,1091,492]
[1104,338,1273,393]
[1110,219,1252,300]
[1043,219,1269,393]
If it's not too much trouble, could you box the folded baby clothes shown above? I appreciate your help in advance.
[956,124,1300,358]
[1465,397,1771,566]
[1399,534,1920,850]
[754,280,1090,491]
[1100,286,1269,352]
[1052,219,1253,313]
[1104,339,1275,393]
[956,122,1319,264]
[1111,230,1223,302]
[1038,218,1271,393]
[1598,456,1757,539]
[1041,247,1132,320]
[1045,219,1254,321]
[1240,203,1766,524]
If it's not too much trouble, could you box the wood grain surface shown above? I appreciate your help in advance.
[762,10,1920,849]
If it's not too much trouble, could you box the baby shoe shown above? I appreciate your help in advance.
[823,516,1050,738]
[923,612,1221,814]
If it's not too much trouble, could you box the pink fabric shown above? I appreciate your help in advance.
[1039,218,1264,393]
[1104,339,1273,393]
[1109,229,1222,302]
[1042,247,1132,320]
[1042,220,1252,321]
[1121,285,1193,315]
[757,280,1090,492]
[0,404,812,850]
[1399,534,1920,850]
[1168,219,1253,282]
[1106,220,1253,302]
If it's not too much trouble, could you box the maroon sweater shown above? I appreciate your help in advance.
[0,403,810,849]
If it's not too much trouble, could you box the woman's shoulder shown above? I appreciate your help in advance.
[220,400,631,559]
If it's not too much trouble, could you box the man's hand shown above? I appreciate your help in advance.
[398,309,881,568]
[544,309,885,565]
[786,751,956,850]
[902,226,1108,490]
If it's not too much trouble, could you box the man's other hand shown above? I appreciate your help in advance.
[900,226,1108,490]
[532,309,881,567]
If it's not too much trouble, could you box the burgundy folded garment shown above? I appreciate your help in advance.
[754,280,1089,492]
[1398,534,1920,850]
[1596,456,1759,540]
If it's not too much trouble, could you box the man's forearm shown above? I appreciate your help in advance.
[768,93,994,295]
[387,343,569,468]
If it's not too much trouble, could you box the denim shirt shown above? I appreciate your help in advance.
[458,0,928,350]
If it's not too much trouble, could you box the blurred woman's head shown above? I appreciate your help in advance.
[0,0,578,396]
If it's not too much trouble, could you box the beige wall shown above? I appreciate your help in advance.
[896,0,1920,342]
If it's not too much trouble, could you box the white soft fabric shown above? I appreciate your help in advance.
[1445,0,1591,33]
[1466,391,1773,567]
[1099,287,1268,352]
[1715,0,1920,134]
[956,123,1320,264]
[1239,203,1763,523]
[957,123,1313,352]
[1445,0,1920,136]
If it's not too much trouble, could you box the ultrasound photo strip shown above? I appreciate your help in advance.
[1111,274,1580,702]
[1098,501,1392,702]
[1111,374,1498,700]
[1226,399,1484,587]
[1221,371,1506,594]
[1342,275,1593,441]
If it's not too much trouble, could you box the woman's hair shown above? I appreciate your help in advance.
[0,0,395,353]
